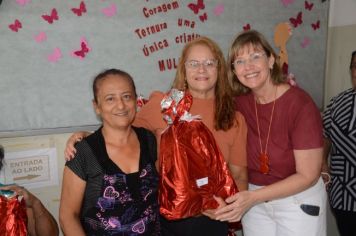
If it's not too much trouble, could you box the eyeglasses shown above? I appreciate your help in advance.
[232,52,266,68]
[185,59,218,70]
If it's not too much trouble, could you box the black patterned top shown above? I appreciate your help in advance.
[66,126,160,235]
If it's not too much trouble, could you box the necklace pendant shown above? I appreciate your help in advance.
[259,153,269,174]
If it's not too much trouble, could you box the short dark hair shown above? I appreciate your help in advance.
[0,145,4,171]
[351,50,356,69]
[92,69,137,103]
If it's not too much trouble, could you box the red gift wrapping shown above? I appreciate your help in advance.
[0,195,28,236]
[159,90,238,220]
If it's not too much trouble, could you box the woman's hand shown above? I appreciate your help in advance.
[64,131,90,161]
[215,191,256,222]
[0,184,37,207]
[202,195,226,220]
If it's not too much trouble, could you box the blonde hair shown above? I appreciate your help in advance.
[227,30,285,95]
[172,36,236,131]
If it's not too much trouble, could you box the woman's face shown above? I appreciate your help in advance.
[233,44,275,93]
[184,44,218,99]
[93,74,136,130]
[351,55,356,89]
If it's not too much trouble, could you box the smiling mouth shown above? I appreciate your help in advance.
[114,112,129,116]
[245,72,259,79]
[195,77,208,81]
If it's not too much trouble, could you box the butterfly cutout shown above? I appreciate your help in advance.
[199,12,207,22]
[213,3,224,16]
[305,1,314,10]
[71,1,86,16]
[188,0,205,15]
[16,0,31,6]
[34,32,47,43]
[42,8,59,24]
[311,20,320,30]
[72,38,90,59]
[47,48,61,62]
[243,23,251,31]
[289,11,302,28]
[300,37,311,48]
[102,3,117,17]
[9,19,22,32]
[281,0,295,7]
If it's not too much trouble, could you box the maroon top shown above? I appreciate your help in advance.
[235,86,323,185]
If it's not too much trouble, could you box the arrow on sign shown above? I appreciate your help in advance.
[13,174,41,181]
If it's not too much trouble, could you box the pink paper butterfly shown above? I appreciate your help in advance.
[34,32,47,43]
[305,1,314,11]
[188,0,205,14]
[289,11,302,28]
[71,1,86,16]
[300,37,311,48]
[199,12,207,22]
[311,20,320,30]
[42,8,59,24]
[47,48,61,62]
[72,38,90,59]
[213,4,224,16]
[281,0,295,7]
[102,3,117,17]
[8,19,22,32]
[16,0,31,6]
[243,23,251,31]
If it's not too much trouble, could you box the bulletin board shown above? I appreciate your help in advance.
[0,0,329,136]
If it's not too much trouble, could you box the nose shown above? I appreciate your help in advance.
[243,59,255,69]
[115,97,125,109]
[197,63,207,72]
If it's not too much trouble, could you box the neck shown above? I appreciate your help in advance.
[254,84,278,104]
[101,126,133,146]
[188,90,215,99]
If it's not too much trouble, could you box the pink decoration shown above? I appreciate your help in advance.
[281,0,295,7]
[102,3,117,17]
[300,37,311,48]
[311,20,320,30]
[42,8,59,24]
[16,0,31,6]
[243,23,251,31]
[213,3,224,16]
[8,19,22,32]
[47,48,62,62]
[305,1,314,11]
[71,1,86,16]
[34,32,47,43]
[188,0,205,14]
[71,37,90,59]
[289,11,302,28]
[199,12,207,22]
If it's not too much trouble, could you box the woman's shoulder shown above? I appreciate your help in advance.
[147,90,165,101]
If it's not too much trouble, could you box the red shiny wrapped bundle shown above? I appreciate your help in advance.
[0,195,28,236]
[159,90,238,220]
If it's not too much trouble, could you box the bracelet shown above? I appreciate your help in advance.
[321,172,331,185]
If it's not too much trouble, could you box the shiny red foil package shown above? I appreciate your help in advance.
[0,195,28,236]
[159,90,238,220]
